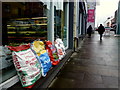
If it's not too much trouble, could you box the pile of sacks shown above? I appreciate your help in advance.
[6,38,66,88]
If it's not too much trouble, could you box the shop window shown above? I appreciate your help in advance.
[5,2,49,46]
[63,2,69,48]
[3,4,10,13]
[1,2,50,84]
[54,2,68,48]
[54,6,62,39]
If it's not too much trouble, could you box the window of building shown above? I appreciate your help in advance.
[54,2,69,48]
[3,2,49,46]
[63,2,69,48]
[1,2,50,85]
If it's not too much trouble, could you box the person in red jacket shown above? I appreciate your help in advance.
[97,24,105,40]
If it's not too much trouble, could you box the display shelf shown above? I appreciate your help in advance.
[7,17,48,44]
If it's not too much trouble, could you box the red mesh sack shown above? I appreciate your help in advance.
[45,41,60,65]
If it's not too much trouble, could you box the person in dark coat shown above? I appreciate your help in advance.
[87,25,93,38]
[97,24,105,40]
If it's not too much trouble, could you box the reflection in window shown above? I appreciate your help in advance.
[0,46,16,84]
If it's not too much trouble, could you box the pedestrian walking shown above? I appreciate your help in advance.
[97,24,105,40]
[87,25,93,38]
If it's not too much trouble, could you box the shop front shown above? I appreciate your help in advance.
[1,1,71,89]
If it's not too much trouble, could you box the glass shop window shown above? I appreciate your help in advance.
[54,2,68,48]
[1,2,50,84]
[54,3,63,39]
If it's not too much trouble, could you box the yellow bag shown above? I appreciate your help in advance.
[33,41,46,56]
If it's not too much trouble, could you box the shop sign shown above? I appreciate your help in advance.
[87,9,95,22]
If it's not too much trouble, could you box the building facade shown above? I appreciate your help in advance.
[1,0,87,89]
[117,1,120,34]
[72,0,87,51]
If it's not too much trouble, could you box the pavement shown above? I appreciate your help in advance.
[48,31,119,88]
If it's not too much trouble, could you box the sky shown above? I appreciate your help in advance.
[95,0,119,27]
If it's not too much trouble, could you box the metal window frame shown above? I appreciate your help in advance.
[0,75,19,89]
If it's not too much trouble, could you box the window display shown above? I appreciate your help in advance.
[7,17,48,45]
[2,2,49,46]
